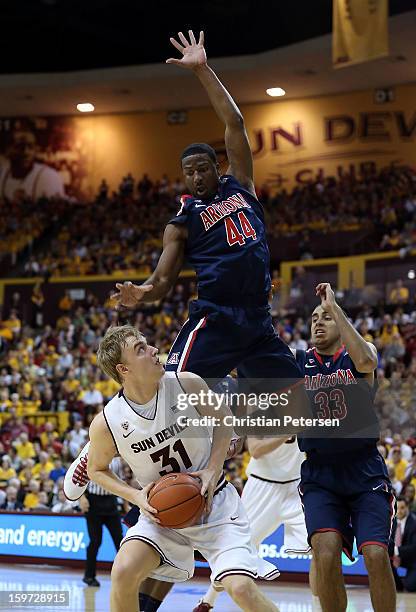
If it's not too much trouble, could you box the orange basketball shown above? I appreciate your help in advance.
[148,473,205,528]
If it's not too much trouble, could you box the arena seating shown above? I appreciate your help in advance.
[0,274,415,513]
[0,165,413,279]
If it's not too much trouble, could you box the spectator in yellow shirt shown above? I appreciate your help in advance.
[19,459,35,486]
[61,369,80,395]
[0,323,13,341]
[58,290,74,312]
[32,452,55,479]
[378,314,399,348]
[40,423,59,449]
[44,345,59,368]
[387,447,408,481]
[0,456,17,486]
[389,279,409,305]
[9,393,23,415]
[14,432,36,460]
[95,377,119,400]
[2,309,21,337]
[0,389,11,412]
[24,479,41,510]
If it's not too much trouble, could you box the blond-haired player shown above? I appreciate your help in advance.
[85,325,280,612]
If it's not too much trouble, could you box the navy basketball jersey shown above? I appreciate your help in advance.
[169,175,271,305]
[296,346,379,454]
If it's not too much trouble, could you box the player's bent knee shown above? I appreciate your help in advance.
[111,561,140,588]
[221,575,258,602]
[111,540,160,588]
[314,549,342,573]
[312,536,343,573]
[111,553,148,588]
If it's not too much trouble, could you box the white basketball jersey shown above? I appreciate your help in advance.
[246,439,305,482]
[104,372,224,490]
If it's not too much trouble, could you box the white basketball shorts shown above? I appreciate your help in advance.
[242,475,310,554]
[120,483,280,585]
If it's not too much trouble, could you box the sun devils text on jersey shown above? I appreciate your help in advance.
[296,346,379,454]
[169,175,270,306]
[103,371,225,493]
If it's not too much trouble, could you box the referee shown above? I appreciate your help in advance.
[79,457,124,587]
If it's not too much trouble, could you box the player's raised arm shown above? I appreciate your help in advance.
[112,222,186,309]
[167,30,255,196]
[315,282,378,374]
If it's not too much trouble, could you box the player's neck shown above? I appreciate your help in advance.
[316,341,343,357]
[123,378,160,406]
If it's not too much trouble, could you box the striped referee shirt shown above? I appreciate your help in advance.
[87,457,123,496]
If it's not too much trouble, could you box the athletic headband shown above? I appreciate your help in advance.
[181,143,217,163]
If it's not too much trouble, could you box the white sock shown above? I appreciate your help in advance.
[203,584,219,606]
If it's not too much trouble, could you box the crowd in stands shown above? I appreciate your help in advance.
[0,269,415,514]
[0,197,67,269]
[0,281,192,513]
[21,173,184,278]
[261,165,416,241]
[4,164,412,278]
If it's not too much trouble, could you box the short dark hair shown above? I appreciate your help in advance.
[397,496,409,506]
[181,143,217,163]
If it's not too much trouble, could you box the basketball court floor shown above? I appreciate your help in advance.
[0,564,414,611]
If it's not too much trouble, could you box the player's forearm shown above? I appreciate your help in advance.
[140,272,173,302]
[248,436,289,459]
[208,429,233,475]
[87,467,137,505]
[140,234,184,302]
[207,407,233,474]
[331,304,377,371]
[193,65,243,128]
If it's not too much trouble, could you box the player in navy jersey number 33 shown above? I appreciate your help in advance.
[113,30,305,403]
[296,283,396,612]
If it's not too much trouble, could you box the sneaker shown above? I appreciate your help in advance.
[82,577,100,587]
[64,442,90,501]
[192,602,213,612]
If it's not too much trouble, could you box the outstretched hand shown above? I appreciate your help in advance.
[166,30,207,70]
[111,281,153,310]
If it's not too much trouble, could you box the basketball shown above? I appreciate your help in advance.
[148,473,205,528]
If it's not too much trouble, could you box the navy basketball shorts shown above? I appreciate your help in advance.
[165,298,302,389]
[298,451,395,560]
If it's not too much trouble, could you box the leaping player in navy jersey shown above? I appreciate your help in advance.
[112,29,305,408]
[109,30,309,612]
[296,283,396,612]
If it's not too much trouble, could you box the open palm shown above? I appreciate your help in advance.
[166,30,207,70]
